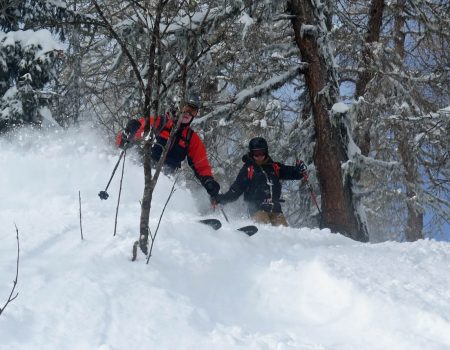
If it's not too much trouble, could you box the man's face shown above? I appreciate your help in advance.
[181,104,198,124]
[251,149,267,165]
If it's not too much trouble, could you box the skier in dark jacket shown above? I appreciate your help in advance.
[214,137,307,226]
[116,93,220,199]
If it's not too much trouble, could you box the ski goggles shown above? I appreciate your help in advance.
[251,150,267,157]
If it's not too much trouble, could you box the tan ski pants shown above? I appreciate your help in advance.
[251,210,288,227]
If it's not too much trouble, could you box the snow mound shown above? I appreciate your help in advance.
[1,126,450,350]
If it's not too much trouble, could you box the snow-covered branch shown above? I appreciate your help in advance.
[196,64,308,123]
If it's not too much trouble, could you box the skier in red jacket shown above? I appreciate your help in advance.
[116,93,220,199]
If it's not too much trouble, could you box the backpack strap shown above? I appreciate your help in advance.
[157,114,193,147]
[247,165,254,180]
[247,163,280,181]
[180,127,194,150]
[154,114,168,135]
[185,128,193,147]
[272,163,280,177]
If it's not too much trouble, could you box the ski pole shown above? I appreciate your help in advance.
[296,159,322,215]
[211,197,230,223]
[219,205,230,223]
[305,180,321,215]
[99,146,128,200]
[113,149,127,236]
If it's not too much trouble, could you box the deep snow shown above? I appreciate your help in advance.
[1,126,450,350]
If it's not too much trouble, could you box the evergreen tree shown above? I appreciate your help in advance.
[0,1,68,131]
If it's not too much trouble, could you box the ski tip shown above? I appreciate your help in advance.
[237,225,258,236]
[199,219,222,230]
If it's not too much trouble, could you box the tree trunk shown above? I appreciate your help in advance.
[393,0,423,241]
[288,0,368,242]
[355,0,385,98]
[397,133,424,241]
[354,0,385,156]
[140,1,164,241]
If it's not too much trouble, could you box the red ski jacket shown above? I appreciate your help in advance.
[116,114,213,180]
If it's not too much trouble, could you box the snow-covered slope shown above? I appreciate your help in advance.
[1,126,450,350]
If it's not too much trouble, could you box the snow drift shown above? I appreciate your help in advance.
[1,126,450,350]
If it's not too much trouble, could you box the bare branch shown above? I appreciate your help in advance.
[146,177,177,264]
[0,225,20,316]
[79,191,84,240]
[91,0,145,93]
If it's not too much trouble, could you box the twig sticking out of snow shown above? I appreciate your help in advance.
[0,224,20,316]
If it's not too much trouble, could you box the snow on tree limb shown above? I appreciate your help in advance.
[196,64,308,123]
[163,5,244,35]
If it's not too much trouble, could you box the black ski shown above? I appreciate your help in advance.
[237,225,258,236]
[199,218,222,230]
[198,219,258,236]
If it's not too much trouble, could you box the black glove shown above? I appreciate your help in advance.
[125,119,141,137]
[119,119,142,148]
[213,193,225,204]
[296,160,308,177]
[203,177,220,197]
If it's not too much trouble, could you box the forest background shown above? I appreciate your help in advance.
[1,0,449,242]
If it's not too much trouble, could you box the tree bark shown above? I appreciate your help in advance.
[393,0,423,241]
[355,0,385,98]
[72,0,82,125]
[288,0,368,242]
[354,0,385,156]
[397,133,424,241]
[140,1,165,241]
